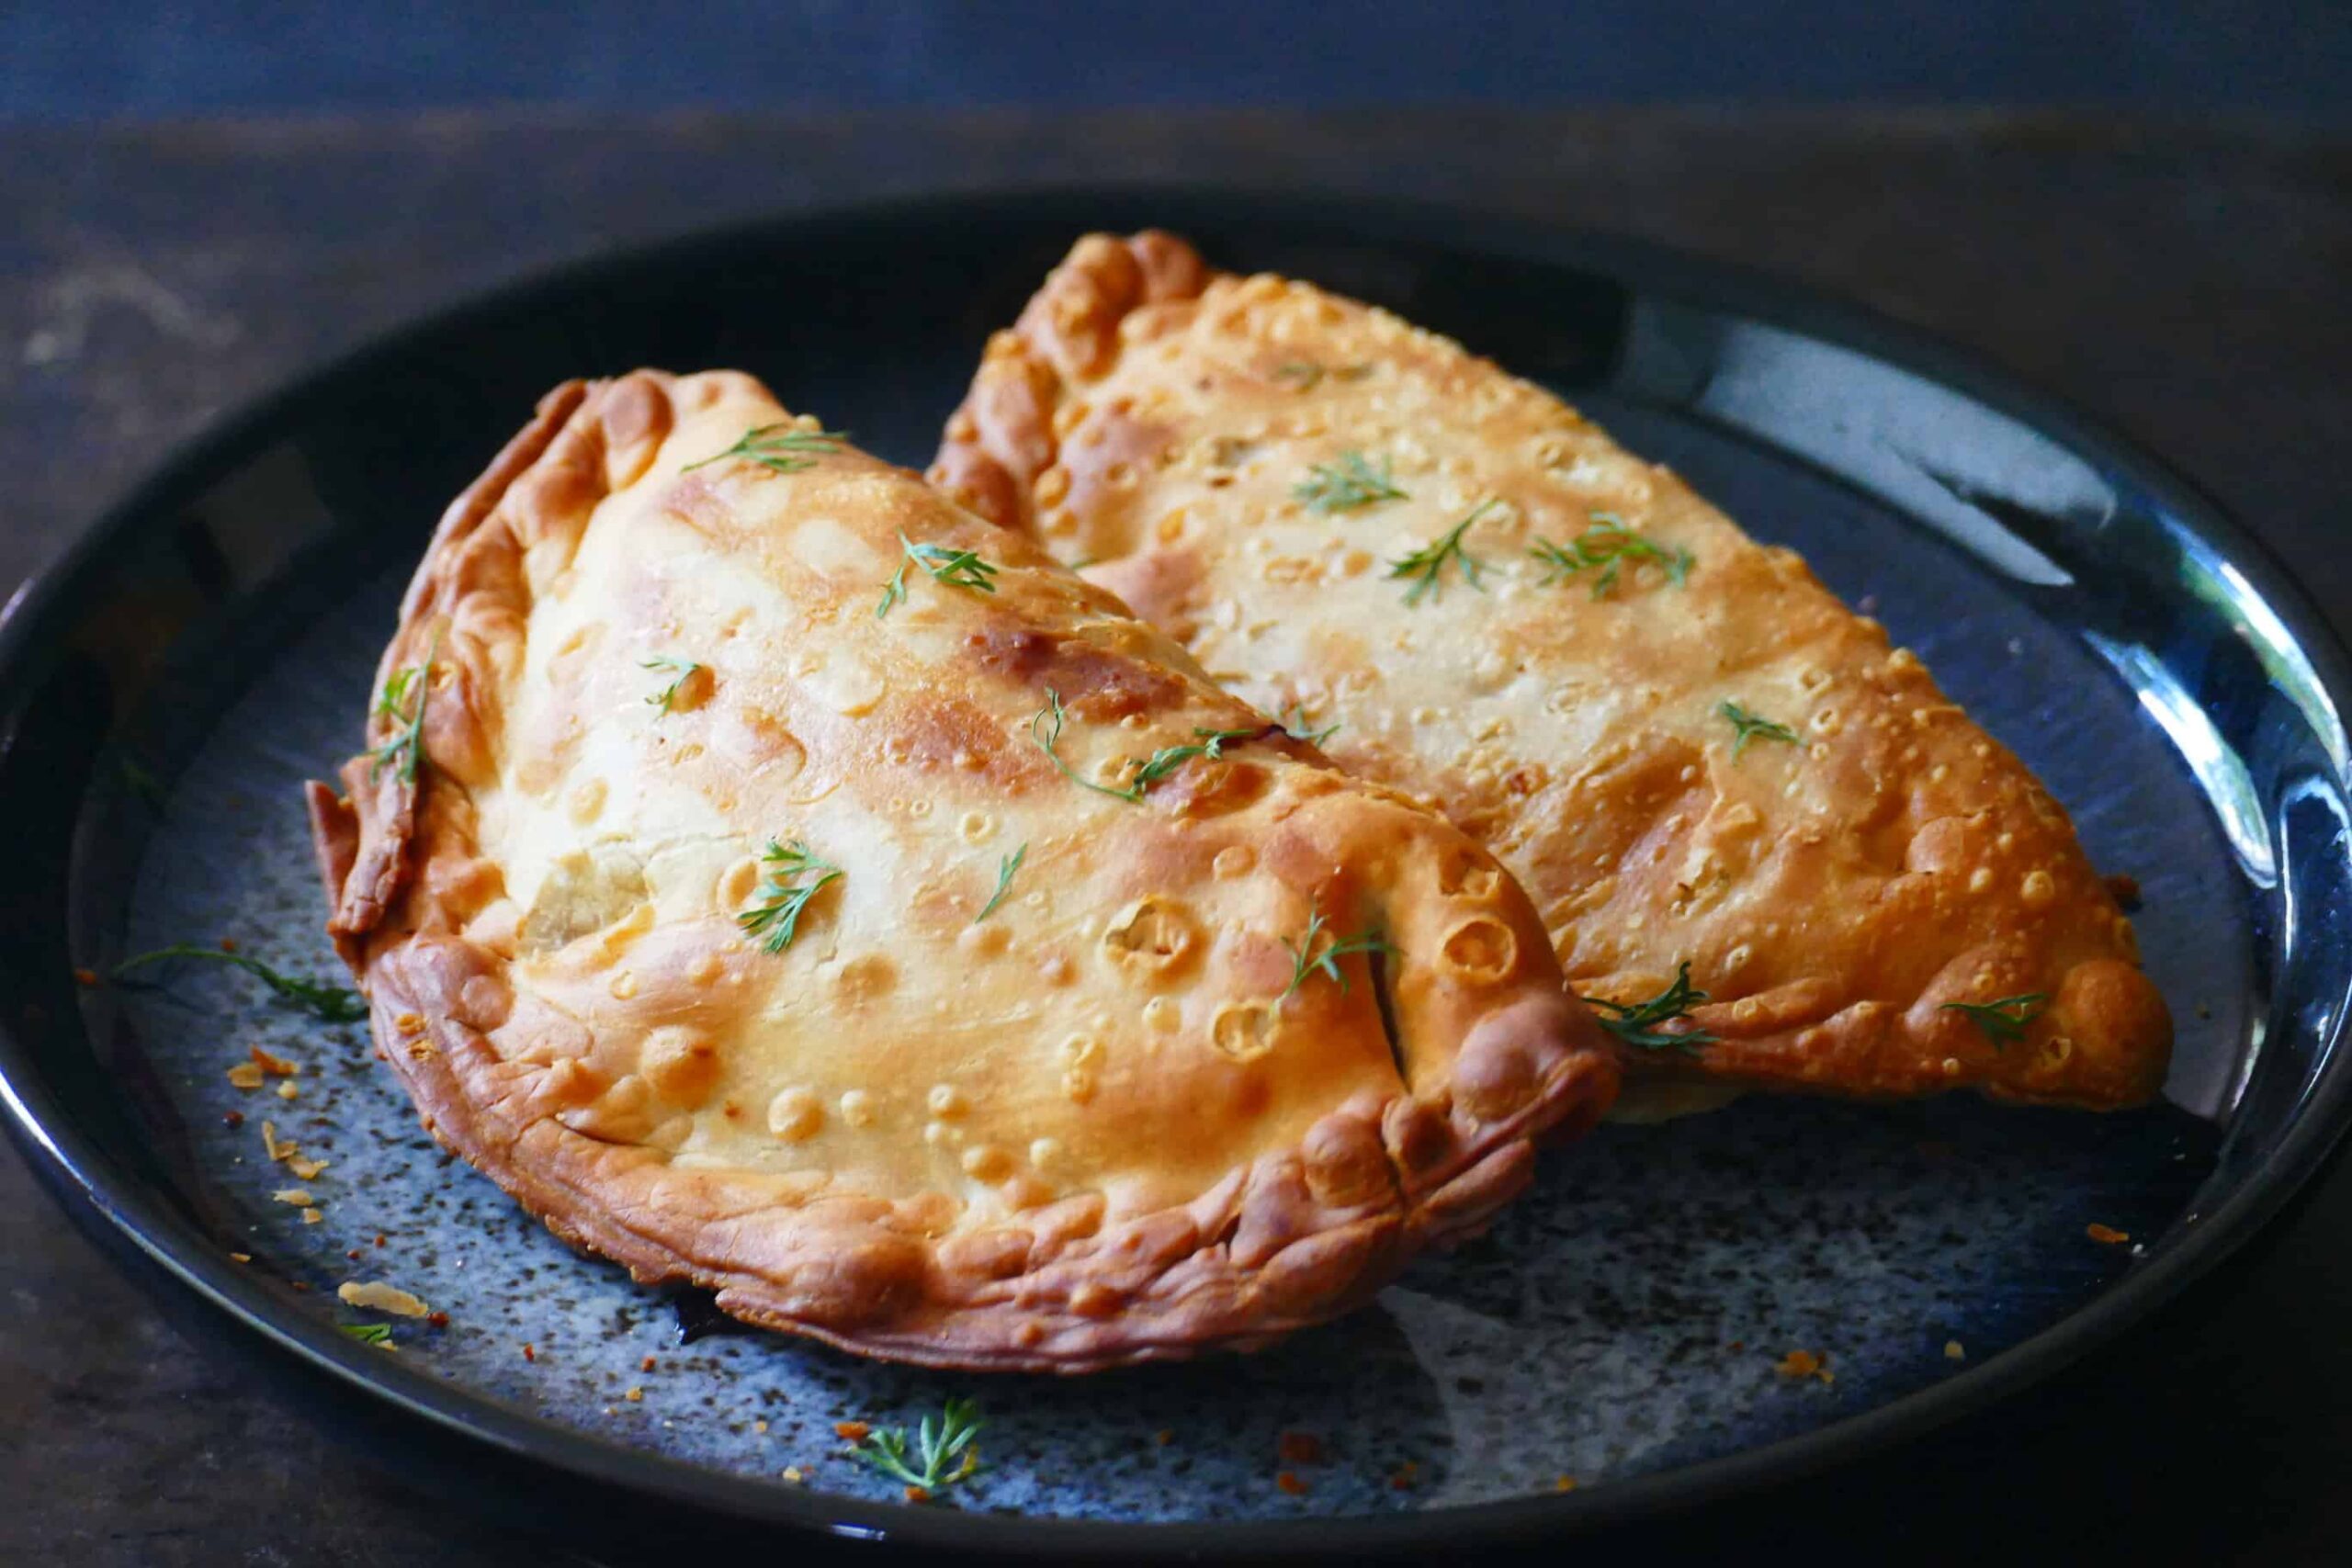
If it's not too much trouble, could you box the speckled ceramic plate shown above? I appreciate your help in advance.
[5,191,2350,1560]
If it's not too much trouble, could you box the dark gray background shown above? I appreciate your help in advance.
[4,0,2350,123]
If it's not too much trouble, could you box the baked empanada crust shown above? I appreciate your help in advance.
[311,369,1614,1371]
[933,232,2171,1111]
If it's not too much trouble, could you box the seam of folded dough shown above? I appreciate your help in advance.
[930,231,2172,1111]
[311,368,1616,1371]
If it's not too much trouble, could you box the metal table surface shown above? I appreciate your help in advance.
[3,107,2346,1564]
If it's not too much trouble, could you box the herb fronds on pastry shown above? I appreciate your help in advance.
[933,232,2170,1111]
[307,369,1617,1371]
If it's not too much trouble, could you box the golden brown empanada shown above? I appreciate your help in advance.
[307,368,1615,1371]
[933,232,2171,1111]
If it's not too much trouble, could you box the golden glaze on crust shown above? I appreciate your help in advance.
[933,231,2172,1111]
[309,369,1616,1371]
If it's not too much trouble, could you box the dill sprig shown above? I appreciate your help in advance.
[1278,703,1340,749]
[1294,450,1408,513]
[113,944,368,1024]
[1529,512,1693,598]
[1387,499,1497,604]
[1583,961,1716,1054]
[1940,992,2047,1049]
[1031,690,1263,804]
[736,840,842,954]
[1280,904,1399,1001]
[682,423,845,476]
[1718,700,1800,759]
[364,628,442,784]
[640,656,702,715]
[973,843,1027,924]
[876,531,1001,618]
[340,1323,393,1346]
[1032,688,1142,803]
[1126,725,1263,793]
[846,1398,983,1497]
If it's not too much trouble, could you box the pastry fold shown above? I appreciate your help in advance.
[310,368,1615,1371]
[933,231,2171,1111]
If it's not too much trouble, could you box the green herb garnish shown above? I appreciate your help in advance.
[736,840,842,954]
[1529,512,1693,597]
[341,1323,394,1346]
[1126,726,1262,794]
[1278,703,1340,749]
[1294,450,1408,513]
[364,629,442,784]
[1281,904,1399,1001]
[973,843,1027,924]
[1032,688,1140,803]
[847,1398,983,1496]
[1387,499,1497,605]
[1940,992,2047,1049]
[682,423,845,476]
[1583,961,1716,1054]
[113,944,367,1024]
[1032,690,1261,804]
[876,531,1001,618]
[1718,700,1800,759]
[640,656,702,715]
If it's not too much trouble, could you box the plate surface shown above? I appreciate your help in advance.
[4,190,2348,1558]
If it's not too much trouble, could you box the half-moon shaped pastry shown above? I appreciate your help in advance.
[307,368,1615,1371]
[933,232,2171,1111]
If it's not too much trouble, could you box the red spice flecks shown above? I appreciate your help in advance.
[1774,1348,1833,1383]
[374,1235,387,1248]
[1388,1461,1419,1491]
[73,968,99,987]
[1274,1472,1309,1496]
[219,937,239,953]
[222,1111,245,1129]
[641,1355,657,1372]
[903,1485,930,1505]
[834,1421,871,1442]
[522,1343,537,1362]
[427,1311,450,1328]
[2087,1223,2131,1246]
[1276,1431,1326,1465]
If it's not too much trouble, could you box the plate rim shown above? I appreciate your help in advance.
[4,182,2350,1557]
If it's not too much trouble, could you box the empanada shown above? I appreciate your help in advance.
[933,232,2170,1111]
[307,369,1615,1371]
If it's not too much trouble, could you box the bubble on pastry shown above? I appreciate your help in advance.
[1210,1003,1278,1062]
[927,1084,968,1119]
[1437,848,1502,902]
[1101,896,1203,976]
[766,1086,823,1143]
[961,1144,1012,1181]
[640,1026,720,1109]
[1439,918,1519,984]
[837,1089,876,1129]
[520,847,649,953]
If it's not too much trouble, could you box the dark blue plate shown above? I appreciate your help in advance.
[3,190,2347,1560]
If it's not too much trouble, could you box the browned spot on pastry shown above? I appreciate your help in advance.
[640,1026,721,1109]
[1439,918,1519,985]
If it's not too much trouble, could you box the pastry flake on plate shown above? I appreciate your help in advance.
[307,368,1615,1371]
[932,231,2171,1111]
